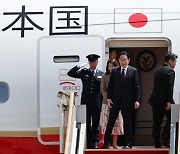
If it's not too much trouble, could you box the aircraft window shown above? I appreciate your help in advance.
[53,55,80,63]
[0,81,9,103]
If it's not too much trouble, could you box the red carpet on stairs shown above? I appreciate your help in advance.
[84,149,169,154]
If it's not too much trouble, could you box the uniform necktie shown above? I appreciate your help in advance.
[91,70,94,76]
[121,68,125,79]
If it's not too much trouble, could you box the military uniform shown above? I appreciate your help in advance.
[67,54,104,149]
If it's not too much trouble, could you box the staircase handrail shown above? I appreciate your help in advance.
[178,97,180,154]
[64,92,76,154]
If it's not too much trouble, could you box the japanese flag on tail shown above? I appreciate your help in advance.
[114,8,162,33]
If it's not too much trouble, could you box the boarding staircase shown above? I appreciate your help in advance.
[58,91,86,154]
[58,92,180,154]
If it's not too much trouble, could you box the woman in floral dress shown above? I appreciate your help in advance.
[99,59,124,149]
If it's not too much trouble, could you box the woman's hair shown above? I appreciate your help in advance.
[105,59,118,74]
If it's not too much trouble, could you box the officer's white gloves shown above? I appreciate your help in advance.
[78,62,88,68]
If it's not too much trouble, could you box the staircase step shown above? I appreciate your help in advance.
[84,147,169,154]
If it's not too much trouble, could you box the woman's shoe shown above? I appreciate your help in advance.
[100,144,110,149]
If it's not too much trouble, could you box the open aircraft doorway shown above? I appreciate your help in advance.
[105,37,171,146]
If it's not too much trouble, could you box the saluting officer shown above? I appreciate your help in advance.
[67,54,104,149]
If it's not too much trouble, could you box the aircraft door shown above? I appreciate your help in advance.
[37,35,105,139]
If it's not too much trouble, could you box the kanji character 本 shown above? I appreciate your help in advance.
[2,5,44,38]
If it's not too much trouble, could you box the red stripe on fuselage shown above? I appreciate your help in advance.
[0,135,59,154]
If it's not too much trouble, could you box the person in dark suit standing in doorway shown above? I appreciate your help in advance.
[149,52,178,148]
[67,54,104,149]
[101,51,142,149]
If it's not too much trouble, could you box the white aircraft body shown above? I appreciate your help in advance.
[0,0,180,153]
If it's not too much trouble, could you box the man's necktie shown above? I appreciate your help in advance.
[121,68,125,79]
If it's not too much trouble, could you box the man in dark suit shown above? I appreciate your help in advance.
[67,54,104,149]
[149,53,178,148]
[101,51,142,149]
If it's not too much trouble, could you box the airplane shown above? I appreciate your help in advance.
[0,0,180,153]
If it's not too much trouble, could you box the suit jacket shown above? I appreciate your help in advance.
[149,63,175,107]
[67,65,104,108]
[100,73,110,104]
[107,66,141,108]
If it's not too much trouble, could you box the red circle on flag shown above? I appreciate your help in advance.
[129,13,148,28]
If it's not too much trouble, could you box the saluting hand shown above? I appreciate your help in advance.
[78,62,88,68]
[107,99,113,108]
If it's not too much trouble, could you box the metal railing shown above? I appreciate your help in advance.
[170,94,180,154]
[37,90,86,154]
[57,91,71,153]
[178,93,180,154]
[64,92,76,154]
